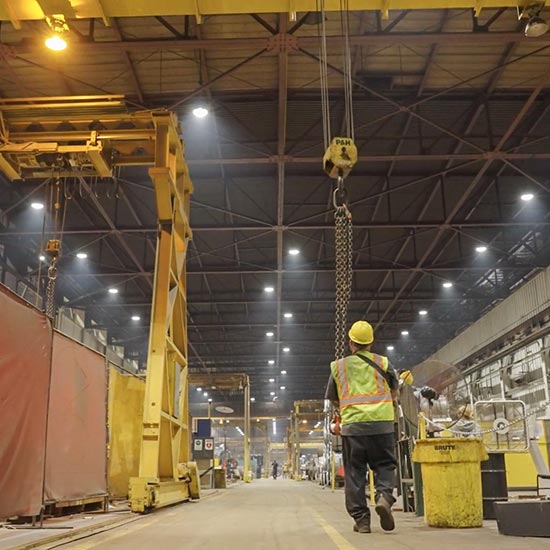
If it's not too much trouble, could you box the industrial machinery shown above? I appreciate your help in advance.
[0,95,199,513]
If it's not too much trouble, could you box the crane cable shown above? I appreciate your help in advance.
[318,0,355,360]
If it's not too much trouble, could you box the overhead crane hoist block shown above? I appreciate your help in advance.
[323,137,357,179]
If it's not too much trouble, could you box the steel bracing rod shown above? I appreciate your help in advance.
[10,33,550,59]
[1,220,548,237]
[373,67,550,331]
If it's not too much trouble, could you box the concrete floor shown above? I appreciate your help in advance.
[30,480,549,550]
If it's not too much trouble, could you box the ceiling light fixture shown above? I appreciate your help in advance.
[283,347,290,352]
[442,282,453,289]
[288,248,300,256]
[401,330,409,336]
[264,286,275,293]
[475,245,488,253]
[45,17,68,51]
[208,398,213,403]
[419,309,428,316]
[387,345,395,351]
[269,378,275,383]
[270,391,275,396]
[196,387,202,392]
[192,106,209,118]
[203,392,208,397]
[281,370,287,375]
[39,255,46,261]
[280,386,286,390]
[251,397,256,402]
[108,288,119,295]
[266,331,274,337]
[283,312,293,319]
[131,315,141,321]
[76,252,88,259]
[302,420,307,424]
[31,202,44,210]
[521,192,534,202]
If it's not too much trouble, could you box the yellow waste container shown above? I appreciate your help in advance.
[412,438,488,528]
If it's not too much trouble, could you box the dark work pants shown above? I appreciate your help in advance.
[342,433,397,523]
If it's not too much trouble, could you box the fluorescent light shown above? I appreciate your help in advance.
[387,345,395,351]
[269,378,275,382]
[280,386,286,390]
[401,330,409,336]
[45,35,67,51]
[264,286,274,293]
[521,193,534,202]
[203,392,208,397]
[288,248,300,256]
[475,245,488,253]
[302,420,307,424]
[31,202,44,210]
[442,282,453,289]
[192,106,209,118]
[272,419,277,435]
[131,315,141,321]
[236,426,244,436]
[283,312,293,319]
[270,391,275,396]
[76,252,88,259]
[281,370,287,375]
[266,331,274,337]
[315,421,322,428]
[250,397,255,402]
[268,360,275,365]
[108,288,119,294]
[208,398,213,403]
[39,255,46,261]
[309,430,314,435]
[419,309,428,316]
[283,347,290,352]
[196,387,202,392]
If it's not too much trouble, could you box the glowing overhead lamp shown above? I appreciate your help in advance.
[521,192,534,202]
[45,17,68,51]
[76,252,88,259]
[476,245,488,253]
[192,106,209,118]
[31,202,44,210]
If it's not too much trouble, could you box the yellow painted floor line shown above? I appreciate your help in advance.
[312,510,358,550]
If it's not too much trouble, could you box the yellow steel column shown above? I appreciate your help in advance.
[130,113,198,512]
[243,377,251,482]
[294,404,301,480]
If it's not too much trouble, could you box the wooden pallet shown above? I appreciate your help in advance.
[44,495,108,517]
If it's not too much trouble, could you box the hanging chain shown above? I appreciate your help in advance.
[45,256,58,319]
[334,176,353,360]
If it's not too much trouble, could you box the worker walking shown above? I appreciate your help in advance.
[325,320,400,534]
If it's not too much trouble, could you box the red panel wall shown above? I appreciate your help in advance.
[44,332,107,502]
[0,287,52,518]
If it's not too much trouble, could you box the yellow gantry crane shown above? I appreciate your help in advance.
[0,95,199,512]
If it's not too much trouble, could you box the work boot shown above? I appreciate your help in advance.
[374,494,395,532]
[353,521,371,534]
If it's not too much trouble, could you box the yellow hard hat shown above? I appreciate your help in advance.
[348,320,374,345]
[400,370,414,386]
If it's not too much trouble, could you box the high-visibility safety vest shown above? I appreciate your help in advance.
[330,351,394,425]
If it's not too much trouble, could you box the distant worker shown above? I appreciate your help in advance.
[272,460,279,480]
[326,320,400,534]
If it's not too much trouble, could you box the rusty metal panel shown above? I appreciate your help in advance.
[0,285,52,518]
[44,332,108,503]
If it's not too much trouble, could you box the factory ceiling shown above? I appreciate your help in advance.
[1,6,550,412]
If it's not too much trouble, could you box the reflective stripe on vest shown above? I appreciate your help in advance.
[339,393,393,407]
